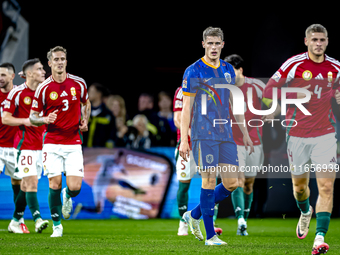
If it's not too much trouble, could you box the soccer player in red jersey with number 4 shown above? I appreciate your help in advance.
[29,46,91,237]
[264,24,340,255]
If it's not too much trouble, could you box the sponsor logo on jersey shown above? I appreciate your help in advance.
[60,91,68,97]
[302,70,312,81]
[23,96,31,105]
[50,91,58,100]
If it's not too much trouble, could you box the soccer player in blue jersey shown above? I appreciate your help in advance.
[179,26,254,245]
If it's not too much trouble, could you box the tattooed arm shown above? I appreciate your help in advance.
[79,99,91,132]
[29,109,58,126]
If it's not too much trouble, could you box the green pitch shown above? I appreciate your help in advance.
[1,218,340,254]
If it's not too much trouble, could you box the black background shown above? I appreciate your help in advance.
[16,2,339,116]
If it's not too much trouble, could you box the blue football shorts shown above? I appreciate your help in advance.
[192,140,239,169]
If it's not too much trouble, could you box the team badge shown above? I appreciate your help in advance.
[32,99,38,108]
[328,71,333,82]
[4,100,10,109]
[272,71,281,82]
[70,87,76,96]
[50,91,58,100]
[181,172,186,178]
[224,72,231,83]
[23,96,31,105]
[182,79,187,88]
[302,70,312,81]
[206,154,214,164]
[23,167,29,173]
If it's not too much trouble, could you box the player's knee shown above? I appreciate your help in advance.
[293,182,308,195]
[68,183,82,192]
[202,178,216,189]
[223,179,238,192]
[318,180,334,196]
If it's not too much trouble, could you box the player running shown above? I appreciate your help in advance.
[224,54,268,236]
[173,86,222,236]
[264,24,340,254]
[0,63,30,233]
[29,46,91,237]
[3,59,49,233]
[179,27,253,246]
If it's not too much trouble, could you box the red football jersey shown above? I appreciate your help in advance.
[173,87,191,145]
[230,77,265,146]
[4,83,45,150]
[31,74,88,145]
[0,86,18,147]
[264,52,340,138]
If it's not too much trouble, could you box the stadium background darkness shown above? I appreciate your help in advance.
[16,2,339,117]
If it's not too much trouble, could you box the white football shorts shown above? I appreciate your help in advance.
[0,147,18,180]
[287,133,337,176]
[14,149,42,179]
[42,144,84,178]
[237,144,264,177]
[175,149,196,181]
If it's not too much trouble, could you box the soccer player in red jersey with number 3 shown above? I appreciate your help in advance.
[30,46,91,237]
[264,24,340,255]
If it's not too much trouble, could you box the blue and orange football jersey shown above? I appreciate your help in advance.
[182,57,236,142]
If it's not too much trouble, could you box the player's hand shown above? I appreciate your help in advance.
[297,85,313,102]
[79,119,88,132]
[243,134,254,155]
[179,140,190,162]
[335,89,340,104]
[44,110,58,124]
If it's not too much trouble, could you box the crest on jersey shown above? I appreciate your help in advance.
[206,154,214,164]
[302,70,312,81]
[23,96,31,105]
[328,71,333,82]
[224,72,231,83]
[50,91,58,100]
[23,167,29,173]
[70,87,76,96]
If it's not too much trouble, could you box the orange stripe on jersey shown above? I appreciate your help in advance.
[201,57,220,69]
[183,92,196,97]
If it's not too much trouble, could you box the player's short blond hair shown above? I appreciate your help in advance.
[203,26,224,41]
[305,24,328,37]
[47,46,67,60]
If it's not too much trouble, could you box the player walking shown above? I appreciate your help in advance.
[29,46,91,237]
[3,59,49,233]
[0,63,29,233]
[173,86,222,236]
[224,54,267,236]
[264,24,340,254]
[179,27,253,245]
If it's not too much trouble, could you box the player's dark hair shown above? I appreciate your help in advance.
[0,62,15,73]
[203,26,224,41]
[22,58,41,75]
[224,54,244,70]
[305,24,327,37]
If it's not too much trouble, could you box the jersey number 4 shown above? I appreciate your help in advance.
[314,85,322,99]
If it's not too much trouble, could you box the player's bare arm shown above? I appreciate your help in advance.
[79,99,91,132]
[2,111,35,127]
[179,95,193,162]
[174,111,181,129]
[29,109,58,126]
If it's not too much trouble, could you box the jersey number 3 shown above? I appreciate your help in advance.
[62,99,69,111]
